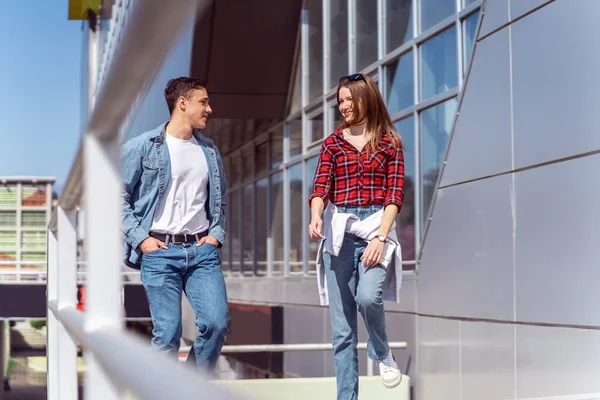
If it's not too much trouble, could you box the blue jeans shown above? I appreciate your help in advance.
[140,241,229,371]
[323,205,390,400]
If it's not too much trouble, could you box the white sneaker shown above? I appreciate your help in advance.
[379,350,402,388]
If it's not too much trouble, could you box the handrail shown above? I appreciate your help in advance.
[48,300,243,400]
[181,342,408,354]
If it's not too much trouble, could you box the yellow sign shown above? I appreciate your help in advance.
[68,0,101,20]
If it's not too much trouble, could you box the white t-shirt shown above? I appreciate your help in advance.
[150,133,210,234]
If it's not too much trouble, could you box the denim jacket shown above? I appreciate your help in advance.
[121,122,227,269]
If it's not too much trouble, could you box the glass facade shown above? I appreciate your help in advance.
[220,0,482,276]
[0,181,52,281]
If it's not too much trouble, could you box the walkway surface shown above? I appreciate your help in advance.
[3,321,83,399]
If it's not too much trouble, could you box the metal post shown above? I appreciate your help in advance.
[46,229,59,400]
[348,0,356,74]
[323,0,331,93]
[57,206,79,399]
[301,9,310,275]
[83,134,123,400]
[377,0,385,61]
[283,125,291,277]
[89,9,99,113]
[0,321,4,400]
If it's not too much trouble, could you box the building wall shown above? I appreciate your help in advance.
[415,0,600,399]
[102,0,600,397]
[0,180,53,282]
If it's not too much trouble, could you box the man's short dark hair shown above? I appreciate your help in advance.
[164,77,207,114]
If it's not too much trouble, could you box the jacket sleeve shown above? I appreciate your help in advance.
[208,144,227,246]
[122,140,149,250]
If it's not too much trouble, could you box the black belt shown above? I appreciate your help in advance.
[149,230,207,244]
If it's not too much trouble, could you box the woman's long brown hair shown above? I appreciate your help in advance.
[337,74,402,153]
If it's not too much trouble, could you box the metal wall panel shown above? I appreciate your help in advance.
[419,175,515,320]
[386,313,417,382]
[478,0,509,37]
[461,321,515,400]
[515,154,600,326]
[516,324,600,398]
[386,276,417,313]
[417,316,460,400]
[441,28,512,186]
[509,0,553,20]
[512,0,600,168]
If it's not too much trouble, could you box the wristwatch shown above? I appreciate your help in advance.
[375,234,386,242]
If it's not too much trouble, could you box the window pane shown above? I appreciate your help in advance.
[310,114,324,143]
[0,186,17,207]
[290,57,302,114]
[230,190,241,273]
[306,156,319,272]
[0,252,17,279]
[356,0,378,71]
[330,103,342,132]
[21,231,46,250]
[256,142,269,175]
[22,252,46,262]
[289,163,304,272]
[242,149,254,181]
[242,185,254,273]
[387,0,413,52]
[464,11,479,74]
[421,98,457,229]
[0,252,16,266]
[394,117,416,264]
[288,119,303,160]
[386,51,414,114]
[256,177,269,274]
[231,156,242,185]
[307,0,324,102]
[271,129,284,169]
[0,211,16,227]
[330,0,348,86]
[22,211,46,227]
[22,185,47,207]
[270,172,284,274]
[421,26,457,100]
[224,158,232,189]
[0,232,17,249]
[464,0,477,6]
[420,0,455,32]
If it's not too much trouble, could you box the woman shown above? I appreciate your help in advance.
[308,73,404,399]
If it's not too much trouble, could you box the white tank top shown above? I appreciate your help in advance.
[150,133,210,234]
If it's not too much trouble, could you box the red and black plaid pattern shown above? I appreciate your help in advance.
[309,130,404,209]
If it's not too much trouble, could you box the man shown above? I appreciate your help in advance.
[121,77,228,371]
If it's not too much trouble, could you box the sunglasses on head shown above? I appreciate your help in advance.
[339,73,365,83]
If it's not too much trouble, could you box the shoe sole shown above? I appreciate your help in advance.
[382,374,402,389]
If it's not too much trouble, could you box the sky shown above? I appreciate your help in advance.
[0,1,84,194]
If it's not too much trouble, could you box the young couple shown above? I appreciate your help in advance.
[122,73,405,400]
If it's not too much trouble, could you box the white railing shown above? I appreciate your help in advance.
[46,1,243,399]
[183,342,408,377]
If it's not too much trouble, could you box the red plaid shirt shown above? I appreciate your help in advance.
[309,130,405,209]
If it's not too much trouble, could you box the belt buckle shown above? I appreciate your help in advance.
[183,233,188,243]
